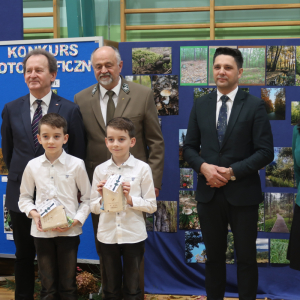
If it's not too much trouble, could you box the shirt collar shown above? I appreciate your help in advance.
[30,90,52,107]
[99,76,121,99]
[40,149,66,165]
[107,153,135,168]
[217,86,238,103]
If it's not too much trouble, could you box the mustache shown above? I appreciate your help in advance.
[99,73,112,79]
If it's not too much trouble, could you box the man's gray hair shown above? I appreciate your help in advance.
[91,46,122,65]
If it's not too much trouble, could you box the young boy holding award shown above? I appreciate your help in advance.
[90,117,157,300]
[18,113,91,300]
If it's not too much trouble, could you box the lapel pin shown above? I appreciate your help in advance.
[122,83,130,94]
[56,104,59,106]
[91,85,97,96]
[122,98,124,100]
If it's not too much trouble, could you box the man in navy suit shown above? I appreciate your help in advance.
[183,48,274,300]
[1,49,86,300]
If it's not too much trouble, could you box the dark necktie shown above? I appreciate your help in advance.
[106,90,115,124]
[217,95,229,146]
[32,100,43,148]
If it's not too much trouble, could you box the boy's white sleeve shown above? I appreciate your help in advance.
[90,167,103,215]
[18,163,36,218]
[73,161,91,226]
[130,164,157,214]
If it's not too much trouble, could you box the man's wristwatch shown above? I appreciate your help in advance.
[229,167,236,181]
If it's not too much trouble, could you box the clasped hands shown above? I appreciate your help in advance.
[200,163,232,188]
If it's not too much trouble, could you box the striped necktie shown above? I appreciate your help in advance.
[32,100,43,148]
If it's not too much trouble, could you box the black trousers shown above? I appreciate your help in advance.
[197,189,259,300]
[10,210,36,300]
[34,236,80,300]
[98,241,145,300]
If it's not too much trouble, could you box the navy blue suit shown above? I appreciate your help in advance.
[1,92,86,300]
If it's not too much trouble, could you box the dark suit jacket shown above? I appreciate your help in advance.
[74,76,164,188]
[183,89,274,206]
[1,92,86,212]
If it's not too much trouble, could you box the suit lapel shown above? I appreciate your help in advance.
[114,76,131,117]
[21,95,35,152]
[208,91,220,149]
[221,89,245,149]
[47,93,62,114]
[90,84,106,132]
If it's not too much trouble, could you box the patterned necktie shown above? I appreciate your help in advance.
[106,90,115,124]
[217,95,229,146]
[32,100,43,148]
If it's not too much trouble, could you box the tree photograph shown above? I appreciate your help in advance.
[264,193,294,233]
[261,88,285,120]
[179,129,189,168]
[256,238,269,263]
[185,231,206,263]
[239,47,266,85]
[179,191,199,230]
[0,149,8,175]
[265,147,294,187]
[180,168,194,189]
[132,47,172,75]
[226,232,234,264]
[270,239,290,264]
[295,46,300,86]
[154,201,177,233]
[258,200,265,232]
[146,213,153,231]
[266,45,295,86]
[3,195,12,233]
[193,88,215,101]
[291,101,300,125]
[180,46,208,85]
[124,75,151,88]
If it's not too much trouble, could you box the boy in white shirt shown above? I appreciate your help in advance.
[18,113,91,300]
[90,117,157,300]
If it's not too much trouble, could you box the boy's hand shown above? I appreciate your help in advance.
[52,219,81,232]
[97,180,107,197]
[29,209,43,232]
[122,182,133,206]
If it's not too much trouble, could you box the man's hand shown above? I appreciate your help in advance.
[200,163,228,188]
[216,167,231,181]
[122,182,133,206]
[52,219,81,232]
[97,180,107,197]
[29,209,43,232]
[155,188,159,197]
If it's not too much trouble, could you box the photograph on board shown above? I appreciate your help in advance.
[179,129,189,168]
[0,148,8,175]
[270,239,290,264]
[296,46,300,86]
[185,231,206,263]
[152,75,178,116]
[132,47,172,75]
[266,46,295,86]
[180,46,208,85]
[125,75,151,88]
[291,101,300,125]
[238,46,266,85]
[4,195,12,233]
[180,168,194,189]
[179,191,199,230]
[265,147,294,188]
[154,201,177,233]
[256,238,269,263]
[146,213,154,231]
[261,88,285,120]
[258,199,265,232]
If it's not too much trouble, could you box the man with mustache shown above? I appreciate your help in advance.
[183,47,274,300]
[74,46,164,297]
[1,48,86,300]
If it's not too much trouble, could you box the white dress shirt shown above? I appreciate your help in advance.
[216,86,238,127]
[30,90,52,122]
[99,77,121,125]
[19,150,91,238]
[90,154,157,244]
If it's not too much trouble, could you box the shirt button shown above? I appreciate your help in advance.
[52,165,54,167]
[51,177,53,179]
[117,213,119,215]
[118,224,120,226]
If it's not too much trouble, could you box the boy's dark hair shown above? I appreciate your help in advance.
[23,48,58,74]
[213,47,243,69]
[106,117,135,138]
[38,113,68,135]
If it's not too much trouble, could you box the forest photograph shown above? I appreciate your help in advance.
[180,46,208,85]
[152,75,178,116]
[266,45,295,86]
[270,239,290,264]
[179,129,189,168]
[258,200,265,232]
[291,101,300,125]
[146,213,153,231]
[185,231,206,263]
[264,193,294,233]
[4,195,12,233]
[208,46,237,85]
[265,147,294,187]
[261,88,285,120]
[256,238,269,263]
[179,191,199,230]
[132,47,172,75]
[296,46,300,86]
[180,168,194,189]
[238,47,266,85]
[124,75,151,88]
[154,201,177,233]
[193,87,215,101]
[0,149,8,175]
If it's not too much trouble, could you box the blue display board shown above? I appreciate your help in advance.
[119,39,300,300]
[0,37,104,261]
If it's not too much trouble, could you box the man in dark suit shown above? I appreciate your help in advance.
[183,47,274,300]
[1,48,86,300]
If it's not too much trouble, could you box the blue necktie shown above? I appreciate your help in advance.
[32,100,43,148]
[217,95,229,146]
